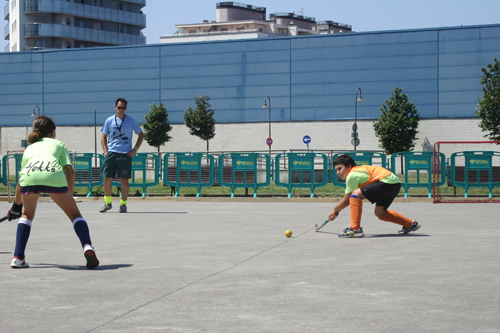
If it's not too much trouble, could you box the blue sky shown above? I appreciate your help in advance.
[2,0,500,50]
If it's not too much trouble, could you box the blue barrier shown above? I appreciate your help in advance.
[112,153,160,197]
[218,153,271,197]
[275,152,328,198]
[163,152,215,197]
[71,153,104,197]
[390,151,446,198]
[331,152,387,187]
[449,151,500,198]
[2,153,23,188]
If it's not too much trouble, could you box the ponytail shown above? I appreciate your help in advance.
[28,116,56,144]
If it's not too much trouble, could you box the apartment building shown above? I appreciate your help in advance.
[3,0,146,52]
[160,2,351,44]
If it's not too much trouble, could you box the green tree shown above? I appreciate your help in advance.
[141,101,172,153]
[373,88,420,171]
[184,95,216,151]
[475,58,500,141]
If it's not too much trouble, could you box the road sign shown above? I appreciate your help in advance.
[266,137,273,146]
[351,138,360,146]
[303,135,311,144]
[352,123,358,132]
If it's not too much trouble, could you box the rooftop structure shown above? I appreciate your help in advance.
[160,2,352,44]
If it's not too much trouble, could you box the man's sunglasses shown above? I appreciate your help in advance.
[117,106,127,110]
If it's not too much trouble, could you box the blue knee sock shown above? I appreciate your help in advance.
[14,218,32,259]
[73,217,91,247]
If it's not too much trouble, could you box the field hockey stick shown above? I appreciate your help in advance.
[315,220,330,232]
[0,216,8,223]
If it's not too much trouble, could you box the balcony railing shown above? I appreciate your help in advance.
[4,22,9,40]
[24,0,146,27]
[25,23,146,45]
[122,0,146,5]
[4,1,9,20]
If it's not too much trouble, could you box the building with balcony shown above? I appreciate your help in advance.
[160,2,351,44]
[3,0,146,52]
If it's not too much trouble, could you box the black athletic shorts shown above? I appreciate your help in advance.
[20,185,68,195]
[102,151,132,179]
[360,181,401,210]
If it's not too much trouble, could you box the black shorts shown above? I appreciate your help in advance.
[102,152,132,179]
[360,181,401,210]
[20,185,69,195]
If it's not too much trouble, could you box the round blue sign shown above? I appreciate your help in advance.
[303,135,311,144]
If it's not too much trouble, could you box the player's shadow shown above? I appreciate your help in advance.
[33,263,133,270]
[365,233,429,238]
[315,231,429,238]
[109,212,188,214]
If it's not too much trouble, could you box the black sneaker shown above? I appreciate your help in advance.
[338,227,365,238]
[398,221,421,234]
[99,203,112,213]
[119,205,127,213]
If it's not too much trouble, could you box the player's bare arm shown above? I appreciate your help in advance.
[127,132,144,157]
[329,192,352,220]
[100,134,108,156]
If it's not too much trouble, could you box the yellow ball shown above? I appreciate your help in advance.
[285,230,292,238]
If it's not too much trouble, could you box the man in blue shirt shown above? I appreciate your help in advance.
[100,97,144,213]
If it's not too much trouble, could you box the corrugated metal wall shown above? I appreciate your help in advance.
[1,24,499,126]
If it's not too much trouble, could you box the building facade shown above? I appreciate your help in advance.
[160,2,351,44]
[3,0,146,52]
[0,24,499,154]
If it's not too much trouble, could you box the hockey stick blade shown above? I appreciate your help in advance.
[315,220,329,232]
[0,216,8,223]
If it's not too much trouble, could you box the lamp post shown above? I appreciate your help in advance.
[261,96,271,154]
[353,87,364,151]
[31,105,42,117]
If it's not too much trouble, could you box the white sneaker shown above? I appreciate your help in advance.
[11,257,29,268]
[83,244,99,269]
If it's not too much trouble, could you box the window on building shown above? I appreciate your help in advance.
[34,16,47,23]
[221,28,228,32]
[66,41,72,48]
[35,40,47,48]
[66,18,71,26]
[117,3,124,10]
[237,27,245,31]
[118,25,124,33]
[189,30,196,34]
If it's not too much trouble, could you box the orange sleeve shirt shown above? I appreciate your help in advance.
[345,165,401,194]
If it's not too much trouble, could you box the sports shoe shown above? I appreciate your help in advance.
[338,227,365,238]
[398,221,421,234]
[83,245,99,269]
[119,204,127,213]
[11,257,29,268]
[99,203,112,213]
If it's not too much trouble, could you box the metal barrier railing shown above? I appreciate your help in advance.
[163,152,215,197]
[275,152,328,198]
[218,152,271,197]
[390,151,445,198]
[449,151,500,198]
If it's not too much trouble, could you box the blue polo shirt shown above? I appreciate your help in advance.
[101,114,143,154]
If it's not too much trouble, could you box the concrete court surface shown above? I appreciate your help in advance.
[0,198,499,333]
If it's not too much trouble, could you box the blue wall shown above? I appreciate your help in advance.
[1,24,499,126]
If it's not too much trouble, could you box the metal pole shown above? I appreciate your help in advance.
[268,97,271,155]
[354,87,363,151]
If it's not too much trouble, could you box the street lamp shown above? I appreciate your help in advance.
[353,87,364,151]
[261,96,271,154]
[31,105,42,117]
